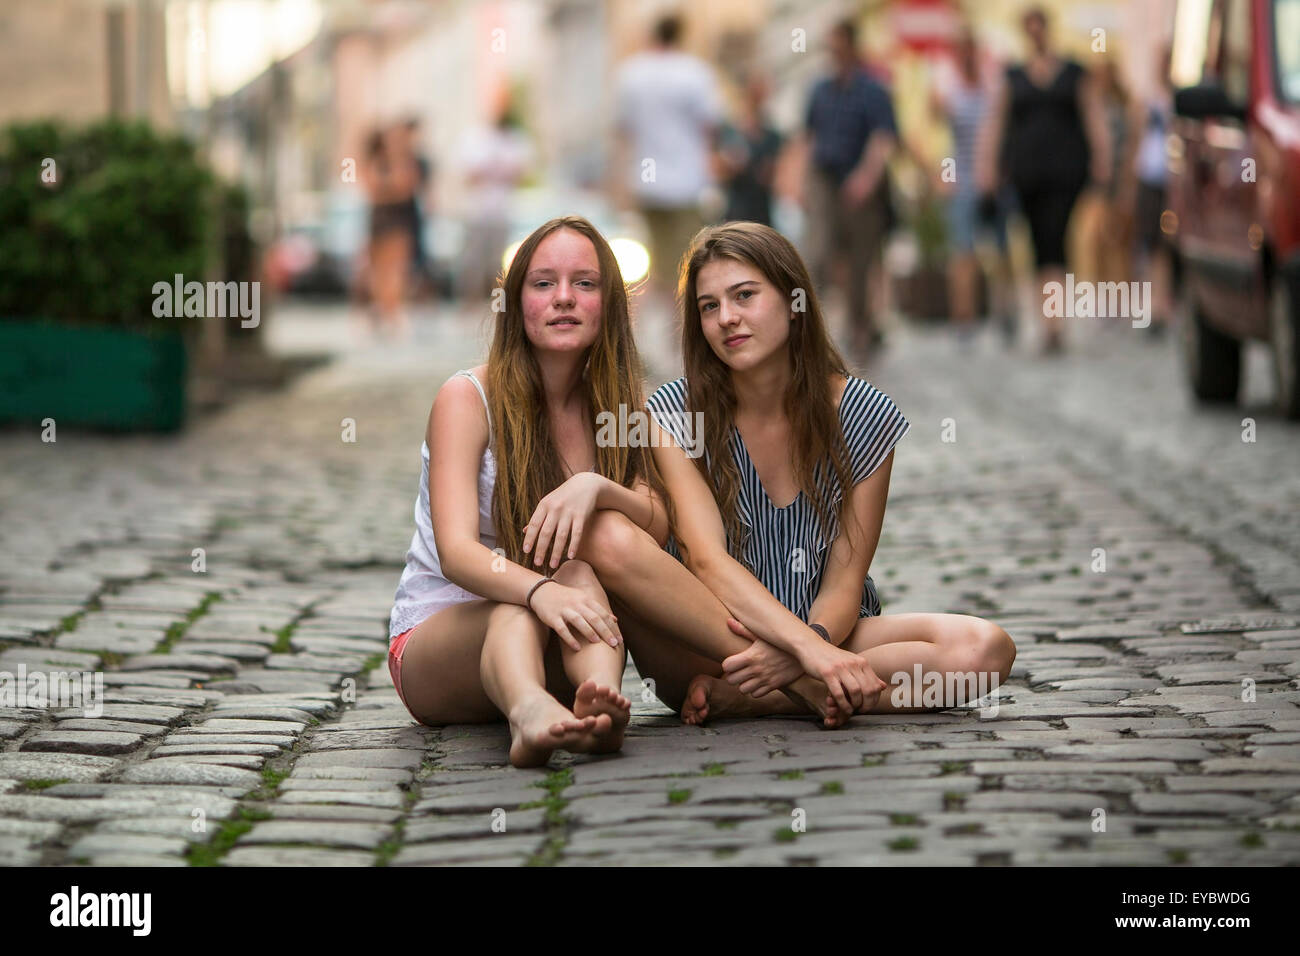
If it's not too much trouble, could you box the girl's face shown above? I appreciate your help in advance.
[695,256,791,372]
[521,228,603,354]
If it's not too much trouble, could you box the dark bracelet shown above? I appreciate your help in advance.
[810,623,832,643]
[525,575,556,611]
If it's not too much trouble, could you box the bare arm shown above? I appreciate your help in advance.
[649,428,822,663]
[597,476,669,547]
[428,376,548,605]
[975,74,1009,195]
[1079,70,1113,187]
[805,450,894,645]
[849,128,896,198]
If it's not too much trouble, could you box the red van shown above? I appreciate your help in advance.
[1166,0,1300,417]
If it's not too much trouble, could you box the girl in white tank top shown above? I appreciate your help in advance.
[389,368,496,640]
[386,217,668,769]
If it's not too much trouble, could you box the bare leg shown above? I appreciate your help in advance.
[949,252,979,326]
[839,612,1016,713]
[549,560,631,753]
[608,594,807,724]
[577,510,836,724]
[476,601,608,768]
[1038,264,1066,352]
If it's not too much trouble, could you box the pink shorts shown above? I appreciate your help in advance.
[388,626,418,718]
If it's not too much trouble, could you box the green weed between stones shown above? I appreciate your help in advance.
[888,836,920,851]
[668,788,692,804]
[524,768,574,866]
[186,818,254,866]
[22,778,70,791]
[374,821,405,867]
[820,781,844,795]
[777,769,804,780]
[251,766,289,801]
[158,591,222,653]
[54,610,87,635]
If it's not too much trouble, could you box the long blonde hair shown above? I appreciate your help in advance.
[487,216,664,563]
[674,221,857,570]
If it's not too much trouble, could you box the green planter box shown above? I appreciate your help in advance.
[0,320,188,432]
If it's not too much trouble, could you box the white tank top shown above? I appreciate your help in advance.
[389,369,497,640]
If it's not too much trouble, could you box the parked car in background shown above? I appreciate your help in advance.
[1166,0,1300,418]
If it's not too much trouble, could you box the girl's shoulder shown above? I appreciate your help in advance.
[838,375,910,484]
[841,374,904,417]
[432,367,492,441]
[647,375,689,413]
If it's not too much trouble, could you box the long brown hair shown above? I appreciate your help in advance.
[674,221,857,571]
[487,216,664,563]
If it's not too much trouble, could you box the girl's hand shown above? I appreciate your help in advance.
[797,641,888,715]
[522,472,606,571]
[720,618,804,696]
[528,580,622,650]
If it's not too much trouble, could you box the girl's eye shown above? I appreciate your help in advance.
[700,301,716,312]
[737,289,754,301]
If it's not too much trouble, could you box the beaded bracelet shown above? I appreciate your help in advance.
[525,575,557,611]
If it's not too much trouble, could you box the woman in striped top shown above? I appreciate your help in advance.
[571,222,1015,725]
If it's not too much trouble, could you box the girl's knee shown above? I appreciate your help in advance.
[965,619,1016,681]
[578,510,647,574]
[551,557,599,588]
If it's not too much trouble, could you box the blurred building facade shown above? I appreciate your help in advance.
[0,0,172,127]
[0,0,1180,246]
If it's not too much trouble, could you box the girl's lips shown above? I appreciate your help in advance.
[724,334,750,347]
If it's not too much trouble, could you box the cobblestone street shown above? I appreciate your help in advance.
[2,306,1299,867]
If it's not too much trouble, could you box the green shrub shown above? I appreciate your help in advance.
[0,118,216,329]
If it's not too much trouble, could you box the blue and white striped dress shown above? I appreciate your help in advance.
[646,375,911,623]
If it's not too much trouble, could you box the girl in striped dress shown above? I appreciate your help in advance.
[568,222,1015,725]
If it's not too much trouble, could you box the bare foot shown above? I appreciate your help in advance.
[572,679,630,754]
[681,675,800,725]
[782,677,854,729]
[507,693,599,769]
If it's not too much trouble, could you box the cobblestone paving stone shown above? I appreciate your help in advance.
[2,311,1298,866]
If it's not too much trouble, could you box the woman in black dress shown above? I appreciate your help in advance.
[978,6,1111,353]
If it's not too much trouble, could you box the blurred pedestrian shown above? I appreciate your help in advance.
[979,5,1111,354]
[714,72,784,227]
[1077,58,1135,294]
[799,18,898,359]
[931,25,1014,346]
[362,124,420,339]
[399,117,436,298]
[612,14,723,299]
[1131,47,1174,335]
[456,95,534,304]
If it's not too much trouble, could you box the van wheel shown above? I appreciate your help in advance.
[1271,271,1300,419]
[1180,284,1241,402]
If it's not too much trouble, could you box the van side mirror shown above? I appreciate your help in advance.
[1174,84,1247,121]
